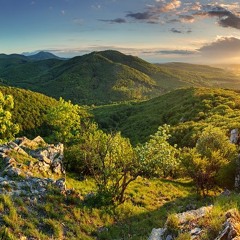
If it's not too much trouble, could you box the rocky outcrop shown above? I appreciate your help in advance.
[216,209,240,240]
[149,206,240,240]
[0,136,66,197]
[148,206,213,240]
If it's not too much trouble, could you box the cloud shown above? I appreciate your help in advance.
[219,14,240,29]
[159,0,181,12]
[170,27,192,34]
[126,12,153,20]
[198,36,240,58]
[73,18,84,26]
[179,15,195,23]
[98,18,126,24]
[195,4,240,29]
[158,50,196,55]
[170,28,182,33]
[126,0,182,23]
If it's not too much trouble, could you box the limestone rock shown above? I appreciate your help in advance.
[230,128,238,144]
[148,228,166,240]
[0,137,67,197]
[215,209,240,240]
[176,206,213,224]
[149,206,213,240]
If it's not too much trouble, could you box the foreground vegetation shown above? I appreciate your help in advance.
[1,175,240,239]
[1,85,240,239]
[0,177,208,239]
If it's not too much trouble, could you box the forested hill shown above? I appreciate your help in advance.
[92,87,240,146]
[0,50,239,105]
[0,86,58,137]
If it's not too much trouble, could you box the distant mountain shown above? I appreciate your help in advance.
[27,51,65,61]
[0,50,240,105]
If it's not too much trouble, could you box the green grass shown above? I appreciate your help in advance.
[0,173,239,239]
[0,176,209,239]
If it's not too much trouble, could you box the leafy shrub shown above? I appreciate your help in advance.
[181,126,237,195]
[136,124,179,178]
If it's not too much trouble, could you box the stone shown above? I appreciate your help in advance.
[166,235,173,240]
[6,167,22,177]
[8,141,19,149]
[191,227,202,235]
[0,146,8,153]
[177,206,213,224]
[221,189,231,197]
[41,156,51,164]
[148,228,166,240]
[55,178,66,191]
[32,136,46,146]
[230,129,238,144]
[215,209,240,240]
[0,137,67,199]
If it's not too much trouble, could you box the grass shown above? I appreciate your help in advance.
[0,174,238,239]
[0,176,204,239]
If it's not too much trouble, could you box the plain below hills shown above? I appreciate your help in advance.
[0,50,240,105]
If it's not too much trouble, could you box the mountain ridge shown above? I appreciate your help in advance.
[0,50,239,104]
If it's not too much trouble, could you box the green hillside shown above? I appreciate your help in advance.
[0,50,240,105]
[0,86,58,137]
[2,78,240,239]
[92,87,240,146]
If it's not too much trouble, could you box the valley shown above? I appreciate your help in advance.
[1,51,240,239]
[1,51,240,105]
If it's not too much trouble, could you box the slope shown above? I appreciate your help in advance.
[0,50,240,105]
[92,87,240,146]
[0,86,58,137]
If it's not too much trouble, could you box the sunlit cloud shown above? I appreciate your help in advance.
[198,36,240,58]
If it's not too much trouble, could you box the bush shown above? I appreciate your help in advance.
[181,126,237,195]
[69,125,141,204]
[136,124,179,178]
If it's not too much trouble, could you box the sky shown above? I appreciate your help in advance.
[1,0,240,63]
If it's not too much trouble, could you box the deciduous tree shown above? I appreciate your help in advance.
[0,92,19,143]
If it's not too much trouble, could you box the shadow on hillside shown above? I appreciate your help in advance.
[93,186,213,240]
[161,178,194,188]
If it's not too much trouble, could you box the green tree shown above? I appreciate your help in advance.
[80,127,140,204]
[137,124,179,178]
[181,126,237,195]
[46,97,90,144]
[0,92,19,143]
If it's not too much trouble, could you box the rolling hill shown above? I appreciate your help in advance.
[92,87,240,146]
[0,50,240,104]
